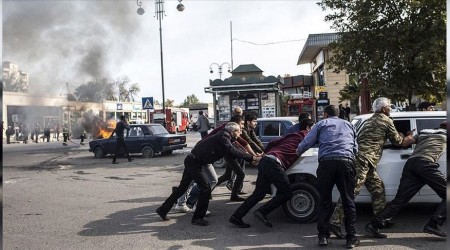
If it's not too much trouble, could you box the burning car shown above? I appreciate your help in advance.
[89,123,187,158]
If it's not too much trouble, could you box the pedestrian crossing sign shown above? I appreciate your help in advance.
[142,97,154,111]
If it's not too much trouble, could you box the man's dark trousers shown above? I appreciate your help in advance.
[217,157,245,198]
[316,159,356,240]
[112,137,131,162]
[158,155,211,219]
[374,157,446,226]
[232,157,292,219]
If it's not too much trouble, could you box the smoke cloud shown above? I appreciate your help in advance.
[3,1,143,95]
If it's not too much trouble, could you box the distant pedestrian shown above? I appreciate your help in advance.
[344,103,351,122]
[112,115,133,164]
[55,124,60,141]
[338,104,346,119]
[6,126,14,144]
[62,123,70,146]
[418,101,436,111]
[43,126,51,142]
[34,122,40,143]
[21,124,28,144]
[80,129,87,145]
[196,111,210,139]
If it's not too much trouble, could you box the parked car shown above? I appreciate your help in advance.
[254,116,299,148]
[89,124,187,159]
[208,118,216,129]
[213,116,298,168]
[282,111,446,223]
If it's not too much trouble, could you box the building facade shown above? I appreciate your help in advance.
[297,33,349,107]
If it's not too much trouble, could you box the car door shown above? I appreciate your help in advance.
[126,126,144,153]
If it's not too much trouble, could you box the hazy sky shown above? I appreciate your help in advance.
[3,0,334,104]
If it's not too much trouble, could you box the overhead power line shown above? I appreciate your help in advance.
[232,37,307,45]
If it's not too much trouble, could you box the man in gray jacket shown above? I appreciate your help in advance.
[196,111,210,139]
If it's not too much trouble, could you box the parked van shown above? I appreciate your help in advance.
[282,111,446,223]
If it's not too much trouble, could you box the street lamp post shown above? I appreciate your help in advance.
[136,0,184,129]
[209,62,231,80]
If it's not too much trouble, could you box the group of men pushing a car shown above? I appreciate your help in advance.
[156,97,446,249]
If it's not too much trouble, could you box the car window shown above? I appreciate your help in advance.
[128,127,143,137]
[416,118,446,131]
[147,125,168,135]
[262,122,282,136]
[384,119,412,149]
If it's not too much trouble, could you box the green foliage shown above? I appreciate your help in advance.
[165,99,175,108]
[73,80,115,102]
[180,94,200,108]
[74,77,141,102]
[318,0,446,103]
[3,68,28,92]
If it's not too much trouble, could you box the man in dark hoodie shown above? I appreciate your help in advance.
[156,122,261,226]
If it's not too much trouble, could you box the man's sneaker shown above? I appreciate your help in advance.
[365,222,387,238]
[191,204,211,216]
[345,238,360,249]
[226,182,233,191]
[156,207,170,221]
[330,224,345,239]
[229,215,250,228]
[191,218,209,226]
[174,204,190,213]
[424,224,447,237]
[230,196,246,202]
[253,210,273,228]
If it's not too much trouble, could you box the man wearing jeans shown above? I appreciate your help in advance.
[296,105,359,248]
[156,122,261,226]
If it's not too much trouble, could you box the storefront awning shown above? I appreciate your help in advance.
[204,82,281,94]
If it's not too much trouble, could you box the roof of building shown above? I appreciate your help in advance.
[231,64,263,73]
[297,33,339,65]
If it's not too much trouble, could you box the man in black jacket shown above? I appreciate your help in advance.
[156,122,261,226]
[112,115,133,164]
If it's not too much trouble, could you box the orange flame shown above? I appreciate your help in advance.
[94,119,116,139]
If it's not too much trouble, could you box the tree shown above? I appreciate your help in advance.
[338,74,363,114]
[3,68,28,92]
[73,80,115,102]
[180,94,200,108]
[165,99,175,108]
[318,0,446,104]
[74,77,141,103]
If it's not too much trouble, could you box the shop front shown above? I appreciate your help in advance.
[204,64,283,123]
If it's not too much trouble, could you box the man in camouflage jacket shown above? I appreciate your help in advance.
[329,97,415,239]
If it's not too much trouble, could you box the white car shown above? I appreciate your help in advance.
[283,111,446,223]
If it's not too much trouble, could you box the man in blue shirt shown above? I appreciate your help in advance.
[296,105,359,249]
[284,112,311,135]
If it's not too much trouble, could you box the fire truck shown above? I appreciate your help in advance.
[287,92,330,121]
[151,108,189,134]
[287,93,316,119]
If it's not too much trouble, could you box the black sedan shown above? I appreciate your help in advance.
[89,124,187,158]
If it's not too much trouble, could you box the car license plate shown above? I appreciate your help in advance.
[173,139,181,143]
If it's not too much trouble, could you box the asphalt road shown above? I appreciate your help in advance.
[2,132,448,250]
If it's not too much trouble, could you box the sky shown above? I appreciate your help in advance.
[2,0,334,105]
